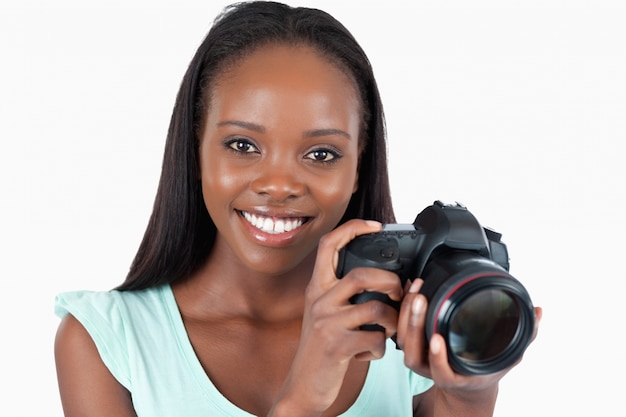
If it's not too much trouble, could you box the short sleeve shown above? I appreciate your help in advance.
[55,291,131,389]
[410,369,434,395]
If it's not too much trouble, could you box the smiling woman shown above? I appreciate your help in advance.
[52,2,540,417]
[199,44,361,266]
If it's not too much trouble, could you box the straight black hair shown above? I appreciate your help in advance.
[117,1,395,291]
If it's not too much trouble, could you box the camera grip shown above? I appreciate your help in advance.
[337,235,404,331]
[337,235,404,278]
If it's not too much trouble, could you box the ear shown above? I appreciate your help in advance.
[352,166,359,194]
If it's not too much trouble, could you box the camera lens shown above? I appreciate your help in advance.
[421,252,535,375]
[448,288,520,362]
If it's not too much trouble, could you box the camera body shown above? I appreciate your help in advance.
[336,201,535,375]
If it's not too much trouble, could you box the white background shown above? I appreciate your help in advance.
[1,0,624,415]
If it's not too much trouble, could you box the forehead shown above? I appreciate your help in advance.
[205,44,362,132]
[216,43,358,96]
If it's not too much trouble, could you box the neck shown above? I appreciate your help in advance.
[172,244,316,323]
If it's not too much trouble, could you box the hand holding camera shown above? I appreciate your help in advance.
[336,201,535,376]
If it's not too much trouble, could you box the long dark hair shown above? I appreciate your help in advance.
[117,1,395,291]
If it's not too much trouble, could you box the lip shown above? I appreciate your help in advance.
[237,209,312,246]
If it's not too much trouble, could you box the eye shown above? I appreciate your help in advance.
[304,147,342,164]
[224,138,259,154]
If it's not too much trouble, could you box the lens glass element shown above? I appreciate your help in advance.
[448,289,520,362]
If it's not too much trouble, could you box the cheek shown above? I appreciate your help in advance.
[205,169,239,193]
[314,165,359,215]
[200,155,246,210]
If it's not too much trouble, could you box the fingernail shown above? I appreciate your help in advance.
[408,279,423,294]
[409,296,423,326]
[430,336,441,355]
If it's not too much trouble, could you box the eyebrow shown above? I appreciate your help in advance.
[217,120,266,132]
[303,128,352,140]
[217,120,351,140]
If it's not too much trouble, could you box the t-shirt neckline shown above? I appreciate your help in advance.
[161,283,380,416]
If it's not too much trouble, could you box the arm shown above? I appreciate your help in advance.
[54,314,137,417]
[269,220,403,416]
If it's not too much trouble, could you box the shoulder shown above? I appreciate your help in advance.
[55,287,165,316]
[55,312,96,357]
[54,312,115,381]
[55,313,137,416]
[54,286,171,388]
[55,286,169,332]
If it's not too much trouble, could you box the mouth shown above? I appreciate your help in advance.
[239,210,311,234]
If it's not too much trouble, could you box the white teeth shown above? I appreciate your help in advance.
[242,212,304,234]
[274,219,285,233]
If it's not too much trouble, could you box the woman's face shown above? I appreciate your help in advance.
[198,44,362,275]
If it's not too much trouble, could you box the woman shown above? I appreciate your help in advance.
[55,2,541,416]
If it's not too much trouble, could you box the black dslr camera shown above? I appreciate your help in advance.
[336,201,535,375]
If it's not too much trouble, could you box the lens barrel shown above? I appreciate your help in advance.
[420,251,535,375]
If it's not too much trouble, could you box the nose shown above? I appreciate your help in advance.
[250,160,307,201]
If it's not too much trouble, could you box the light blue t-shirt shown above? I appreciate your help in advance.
[55,285,433,416]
